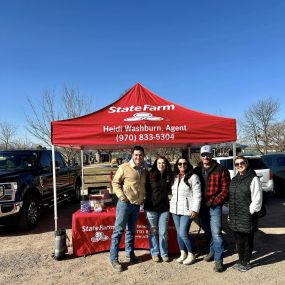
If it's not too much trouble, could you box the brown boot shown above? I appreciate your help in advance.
[214,261,224,272]
[204,252,214,262]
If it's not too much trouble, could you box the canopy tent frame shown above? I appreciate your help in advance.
[51,83,237,231]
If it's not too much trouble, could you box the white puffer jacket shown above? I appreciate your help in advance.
[169,174,202,216]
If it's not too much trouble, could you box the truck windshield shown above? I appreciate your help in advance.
[247,158,267,169]
[0,151,38,170]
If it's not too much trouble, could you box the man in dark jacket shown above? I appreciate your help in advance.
[194,145,230,272]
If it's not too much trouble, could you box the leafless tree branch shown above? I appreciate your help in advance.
[0,122,17,150]
[241,97,280,154]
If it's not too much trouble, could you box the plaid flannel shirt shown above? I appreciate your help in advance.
[195,161,231,206]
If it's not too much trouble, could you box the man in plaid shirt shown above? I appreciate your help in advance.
[194,145,231,272]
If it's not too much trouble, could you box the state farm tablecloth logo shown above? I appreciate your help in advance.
[91,232,109,243]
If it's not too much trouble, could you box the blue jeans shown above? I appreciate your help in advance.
[172,214,193,253]
[109,200,140,262]
[199,204,212,247]
[145,210,169,257]
[200,205,224,262]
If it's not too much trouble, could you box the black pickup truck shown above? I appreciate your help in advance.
[0,149,81,229]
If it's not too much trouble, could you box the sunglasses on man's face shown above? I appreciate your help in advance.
[178,162,187,166]
[235,161,246,167]
[201,153,212,158]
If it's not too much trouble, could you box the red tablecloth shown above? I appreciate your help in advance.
[72,207,179,257]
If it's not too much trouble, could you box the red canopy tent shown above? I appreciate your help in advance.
[50,83,237,231]
[51,83,236,149]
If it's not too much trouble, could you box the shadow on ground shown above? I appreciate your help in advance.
[0,201,79,236]
[191,197,285,269]
[1,196,285,270]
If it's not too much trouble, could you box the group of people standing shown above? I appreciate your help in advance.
[109,145,263,274]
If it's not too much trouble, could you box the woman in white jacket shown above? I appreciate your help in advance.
[170,157,202,265]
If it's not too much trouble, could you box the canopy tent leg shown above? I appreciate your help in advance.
[52,145,58,232]
[80,149,87,199]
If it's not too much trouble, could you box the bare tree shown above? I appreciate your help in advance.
[241,98,279,154]
[26,87,92,146]
[13,136,38,150]
[146,147,180,163]
[26,89,58,146]
[268,121,285,152]
[62,86,92,118]
[0,121,17,150]
[26,87,93,163]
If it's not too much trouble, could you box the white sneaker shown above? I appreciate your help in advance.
[183,252,196,265]
[176,250,187,263]
[162,256,170,262]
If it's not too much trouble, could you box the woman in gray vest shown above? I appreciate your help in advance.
[228,156,263,272]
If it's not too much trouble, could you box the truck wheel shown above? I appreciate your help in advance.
[18,195,39,230]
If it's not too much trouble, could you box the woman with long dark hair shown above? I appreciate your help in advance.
[144,156,173,262]
[169,157,201,265]
[229,156,263,272]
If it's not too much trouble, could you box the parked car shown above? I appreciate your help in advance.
[261,153,285,197]
[0,149,81,229]
[213,156,274,194]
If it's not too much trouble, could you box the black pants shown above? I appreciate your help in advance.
[234,231,254,264]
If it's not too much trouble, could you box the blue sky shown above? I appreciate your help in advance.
[1,0,285,142]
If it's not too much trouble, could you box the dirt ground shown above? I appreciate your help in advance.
[1,197,285,285]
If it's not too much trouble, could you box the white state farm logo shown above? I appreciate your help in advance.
[91,232,109,242]
[124,112,163,121]
[108,104,175,113]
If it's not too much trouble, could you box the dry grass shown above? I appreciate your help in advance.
[83,163,118,188]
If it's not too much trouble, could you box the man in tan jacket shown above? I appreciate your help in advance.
[109,146,148,272]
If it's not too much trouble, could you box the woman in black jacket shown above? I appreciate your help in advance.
[144,156,172,262]
[229,156,263,272]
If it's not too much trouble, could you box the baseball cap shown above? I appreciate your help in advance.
[200,145,212,154]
